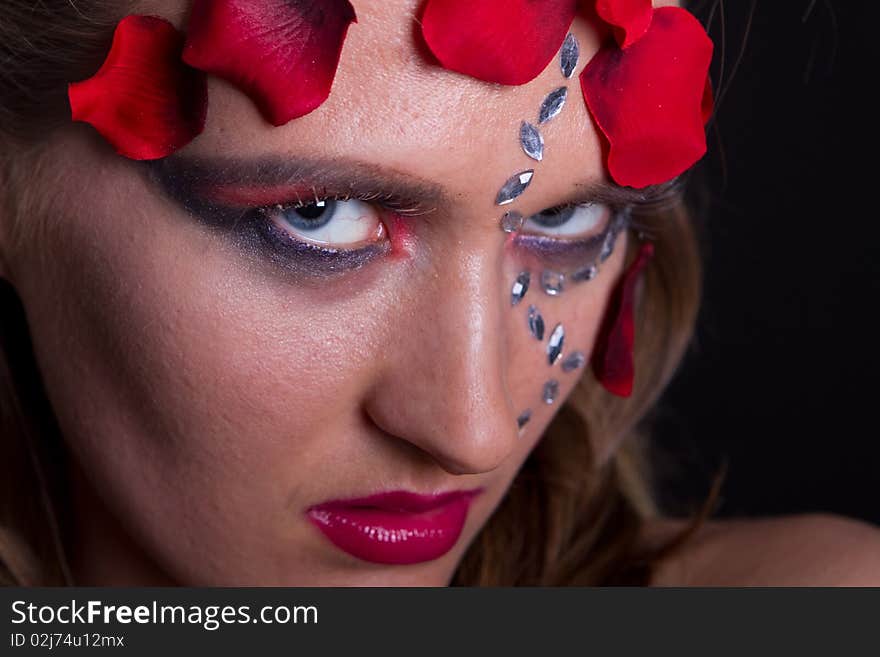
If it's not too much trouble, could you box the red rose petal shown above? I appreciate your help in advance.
[591,241,654,398]
[580,7,714,188]
[183,0,357,126]
[702,76,715,124]
[595,0,654,48]
[68,16,207,161]
[421,0,578,85]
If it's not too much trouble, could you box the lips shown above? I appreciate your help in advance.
[307,490,482,565]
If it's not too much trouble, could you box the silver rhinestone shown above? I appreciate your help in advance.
[517,409,532,433]
[560,33,579,78]
[538,87,568,124]
[547,323,565,366]
[527,305,545,341]
[571,264,598,283]
[599,232,616,263]
[519,122,544,162]
[501,210,525,233]
[601,211,630,262]
[511,271,530,306]
[496,170,535,206]
[541,270,565,296]
[561,351,586,373]
[543,380,560,405]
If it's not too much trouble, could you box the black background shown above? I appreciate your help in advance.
[653,2,879,525]
[2,589,874,655]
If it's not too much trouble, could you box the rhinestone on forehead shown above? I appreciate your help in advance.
[538,87,567,124]
[520,121,544,162]
[543,380,560,405]
[496,170,535,206]
[560,33,579,79]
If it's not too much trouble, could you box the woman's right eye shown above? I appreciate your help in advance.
[265,198,387,248]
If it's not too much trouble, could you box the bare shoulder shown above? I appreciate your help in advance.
[640,513,880,586]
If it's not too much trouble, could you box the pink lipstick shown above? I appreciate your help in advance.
[306,490,482,565]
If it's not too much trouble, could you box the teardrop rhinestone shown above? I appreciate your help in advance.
[547,323,565,366]
[519,121,544,162]
[496,170,534,206]
[560,33,580,79]
[501,210,525,233]
[543,380,560,405]
[571,264,598,283]
[561,351,586,373]
[541,270,565,296]
[511,271,530,306]
[527,305,545,341]
[517,409,532,433]
[599,233,615,263]
[538,87,567,124]
[601,211,630,262]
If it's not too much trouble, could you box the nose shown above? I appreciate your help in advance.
[363,242,520,476]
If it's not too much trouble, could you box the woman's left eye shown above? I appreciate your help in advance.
[522,202,610,238]
[265,198,386,248]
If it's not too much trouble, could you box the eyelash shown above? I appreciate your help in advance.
[281,186,434,219]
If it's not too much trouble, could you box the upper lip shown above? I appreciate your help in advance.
[310,488,483,513]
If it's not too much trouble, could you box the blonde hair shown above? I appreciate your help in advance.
[0,1,711,586]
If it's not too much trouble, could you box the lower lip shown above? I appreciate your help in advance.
[306,490,481,565]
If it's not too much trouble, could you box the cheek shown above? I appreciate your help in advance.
[502,251,619,447]
[17,157,394,583]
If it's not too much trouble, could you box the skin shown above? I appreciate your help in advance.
[2,0,879,586]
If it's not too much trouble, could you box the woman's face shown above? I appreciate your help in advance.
[2,1,643,585]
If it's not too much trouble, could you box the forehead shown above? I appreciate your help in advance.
[158,0,610,211]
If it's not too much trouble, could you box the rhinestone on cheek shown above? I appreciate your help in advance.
[543,380,560,404]
[527,305,545,341]
[570,264,598,283]
[541,270,565,296]
[517,409,532,433]
[561,351,586,373]
[511,271,531,306]
[547,323,565,366]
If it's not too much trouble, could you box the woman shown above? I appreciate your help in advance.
[1,0,878,587]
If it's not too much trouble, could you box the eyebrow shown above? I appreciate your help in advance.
[149,154,676,215]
